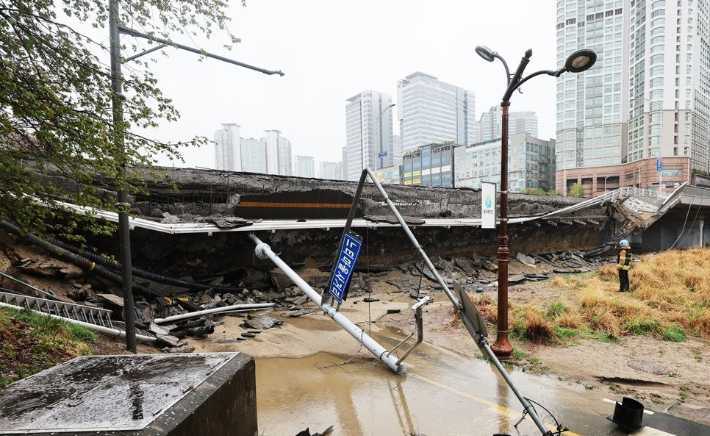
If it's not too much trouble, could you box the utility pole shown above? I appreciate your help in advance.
[108,1,283,352]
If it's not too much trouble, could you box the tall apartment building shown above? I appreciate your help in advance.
[344,90,394,181]
[627,0,709,171]
[240,137,267,174]
[478,106,539,142]
[556,0,710,190]
[295,155,315,178]
[261,130,292,176]
[319,161,341,180]
[397,72,476,153]
[455,133,557,191]
[555,0,628,183]
[214,123,241,171]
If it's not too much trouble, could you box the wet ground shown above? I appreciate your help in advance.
[254,322,709,436]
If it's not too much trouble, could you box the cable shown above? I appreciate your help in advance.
[669,202,695,250]
[673,204,702,249]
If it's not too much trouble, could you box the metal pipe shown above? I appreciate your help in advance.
[0,271,57,300]
[0,302,156,344]
[153,303,275,324]
[454,304,551,435]
[394,302,425,366]
[249,234,404,374]
[118,26,284,76]
[359,169,552,435]
[363,168,458,305]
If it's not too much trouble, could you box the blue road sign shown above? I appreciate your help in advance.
[328,232,362,304]
[378,152,388,158]
[657,158,662,172]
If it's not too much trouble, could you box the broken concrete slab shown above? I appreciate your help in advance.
[454,258,478,275]
[269,268,294,292]
[516,252,536,266]
[156,333,183,348]
[204,216,253,229]
[243,315,281,330]
[96,293,125,307]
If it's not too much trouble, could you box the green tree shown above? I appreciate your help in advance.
[568,183,586,198]
[0,0,242,240]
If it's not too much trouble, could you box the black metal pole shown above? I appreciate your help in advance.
[109,0,137,353]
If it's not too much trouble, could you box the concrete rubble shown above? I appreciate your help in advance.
[1,224,619,352]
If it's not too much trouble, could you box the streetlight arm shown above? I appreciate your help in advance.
[502,49,532,101]
[493,53,511,86]
[503,68,563,101]
[118,25,285,76]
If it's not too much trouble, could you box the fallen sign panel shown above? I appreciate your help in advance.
[0,353,238,434]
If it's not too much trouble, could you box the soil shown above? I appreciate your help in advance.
[183,271,710,427]
[2,235,710,427]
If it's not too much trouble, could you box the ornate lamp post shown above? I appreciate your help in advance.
[475,46,596,359]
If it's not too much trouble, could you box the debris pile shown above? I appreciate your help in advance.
[1,225,617,353]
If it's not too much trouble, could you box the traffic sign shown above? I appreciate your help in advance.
[328,231,362,304]
[657,158,662,172]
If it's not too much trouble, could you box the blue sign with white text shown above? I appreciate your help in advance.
[328,232,362,304]
[657,158,662,172]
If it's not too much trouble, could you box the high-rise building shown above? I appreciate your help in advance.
[402,143,455,187]
[627,0,709,172]
[261,130,292,176]
[319,161,341,180]
[240,137,267,174]
[555,0,710,192]
[214,123,241,171]
[344,90,394,181]
[477,106,539,142]
[397,72,476,153]
[295,155,316,178]
[392,135,403,166]
[454,133,556,192]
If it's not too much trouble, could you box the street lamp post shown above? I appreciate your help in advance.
[376,103,395,170]
[108,0,282,351]
[604,175,611,193]
[475,46,596,359]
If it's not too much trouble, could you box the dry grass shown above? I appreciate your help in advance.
[478,248,710,343]
[511,304,556,343]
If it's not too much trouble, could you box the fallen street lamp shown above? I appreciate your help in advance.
[109,0,282,352]
[475,46,596,360]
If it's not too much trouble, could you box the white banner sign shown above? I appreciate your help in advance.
[481,182,496,229]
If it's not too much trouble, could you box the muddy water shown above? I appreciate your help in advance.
[255,341,582,436]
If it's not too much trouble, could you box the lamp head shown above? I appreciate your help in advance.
[475,45,496,62]
[564,49,597,73]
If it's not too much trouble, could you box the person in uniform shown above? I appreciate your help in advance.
[617,239,631,292]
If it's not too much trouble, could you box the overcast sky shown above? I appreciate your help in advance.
[133,0,558,169]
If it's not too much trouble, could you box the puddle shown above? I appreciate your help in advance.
[255,346,555,436]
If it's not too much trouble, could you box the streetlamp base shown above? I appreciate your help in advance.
[491,334,514,360]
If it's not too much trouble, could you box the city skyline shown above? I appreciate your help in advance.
[141,1,558,169]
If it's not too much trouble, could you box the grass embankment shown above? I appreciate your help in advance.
[476,248,710,345]
[0,306,97,386]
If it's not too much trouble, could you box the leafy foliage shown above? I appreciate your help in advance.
[0,0,240,239]
[568,183,586,198]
